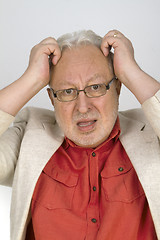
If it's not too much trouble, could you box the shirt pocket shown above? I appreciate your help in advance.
[101,166,144,203]
[32,167,79,210]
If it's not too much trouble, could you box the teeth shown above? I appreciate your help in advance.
[78,121,95,127]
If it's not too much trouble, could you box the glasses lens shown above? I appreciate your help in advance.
[57,89,77,102]
[85,84,106,97]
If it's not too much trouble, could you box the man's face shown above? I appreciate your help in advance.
[49,45,120,148]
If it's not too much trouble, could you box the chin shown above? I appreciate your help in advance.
[69,132,109,148]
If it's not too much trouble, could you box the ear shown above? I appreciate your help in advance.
[115,79,121,96]
[47,88,54,106]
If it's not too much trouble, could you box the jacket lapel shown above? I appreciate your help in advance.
[119,113,160,238]
[11,121,64,240]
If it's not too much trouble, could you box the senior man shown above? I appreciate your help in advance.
[0,30,160,240]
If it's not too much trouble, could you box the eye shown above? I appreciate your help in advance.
[91,84,101,91]
[63,89,74,95]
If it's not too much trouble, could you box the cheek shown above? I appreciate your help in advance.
[100,94,119,121]
[54,103,73,126]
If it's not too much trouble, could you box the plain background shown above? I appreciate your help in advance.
[0,0,160,238]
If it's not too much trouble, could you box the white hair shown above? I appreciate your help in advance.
[49,30,114,81]
[57,30,102,51]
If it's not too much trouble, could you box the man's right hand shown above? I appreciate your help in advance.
[26,37,61,87]
[0,37,61,116]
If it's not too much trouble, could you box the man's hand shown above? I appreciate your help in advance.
[101,30,160,103]
[26,37,61,87]
[101,30,139,84]
[0,37,61,116]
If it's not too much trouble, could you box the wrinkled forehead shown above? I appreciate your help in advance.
[50,44,114,87]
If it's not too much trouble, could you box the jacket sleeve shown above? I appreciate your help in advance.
[0,110,27,186]
[142,89,160,139]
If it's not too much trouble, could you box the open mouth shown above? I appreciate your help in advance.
[77,120,97,131]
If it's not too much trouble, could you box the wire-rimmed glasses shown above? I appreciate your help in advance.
[50,77,117,102]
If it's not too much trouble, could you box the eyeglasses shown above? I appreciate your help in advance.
[50,76,117,102]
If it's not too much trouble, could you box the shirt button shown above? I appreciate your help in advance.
[91,218,97,223]
[92,152,96,157]
[118,167,124,172]
[93,186,96,191]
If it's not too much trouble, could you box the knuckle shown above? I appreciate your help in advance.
[30,44,38,53]
[41,37,57,44]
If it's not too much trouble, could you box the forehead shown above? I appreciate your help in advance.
[50,45,112,87]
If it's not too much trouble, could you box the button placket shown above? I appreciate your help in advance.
[86,151,99,229]
[92,152,96,157]
[90,151,98,202]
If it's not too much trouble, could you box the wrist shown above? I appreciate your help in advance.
[118,64,160,104]
[23,68,49,90]
[117,61,141,87]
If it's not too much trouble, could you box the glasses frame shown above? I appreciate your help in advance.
[50,76,117,102]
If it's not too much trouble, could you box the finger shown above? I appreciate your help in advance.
[104,30,123,38]
[101,40,111,57]
[101,30,124,56]
[52,46,61,65]
[39,37,57,45]
[41,43,61,65]
[101,36,118,56]
[101,30,115,56]
[42,38,61,65]
[103,31,134,53]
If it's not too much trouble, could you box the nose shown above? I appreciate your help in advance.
[76,91,91,114]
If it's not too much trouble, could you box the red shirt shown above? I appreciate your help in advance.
[26,118,157,239]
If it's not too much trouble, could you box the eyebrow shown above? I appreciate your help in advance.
[87,73,106,84]
[53,73,106,89]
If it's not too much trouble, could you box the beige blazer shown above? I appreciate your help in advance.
[0,90,160,240]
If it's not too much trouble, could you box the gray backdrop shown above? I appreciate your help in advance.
[0,0,160,238]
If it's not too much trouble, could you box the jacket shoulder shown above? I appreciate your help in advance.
[119,108,148,124]
[14,107,56,129]
[118,108,151,136]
